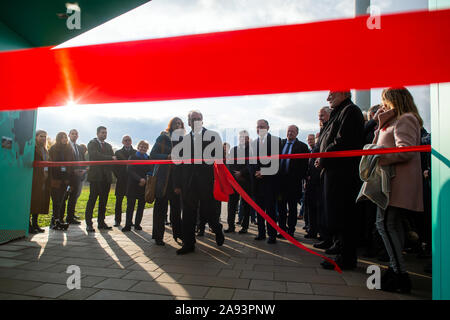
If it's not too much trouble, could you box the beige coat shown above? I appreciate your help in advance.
[374,110,423,212]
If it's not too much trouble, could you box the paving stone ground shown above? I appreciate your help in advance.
[0,206,432,300]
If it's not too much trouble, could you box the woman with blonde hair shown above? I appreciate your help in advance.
[373,87,424,293]
[48,132,75,230]
[122,140,152,232]
[30,130,51,234]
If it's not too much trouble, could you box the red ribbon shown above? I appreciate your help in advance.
[1,10,450,111]
[33,145,431,167]
[214,162,343,273]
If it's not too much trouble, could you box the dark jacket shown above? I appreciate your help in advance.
[319,98,365,171]
[319,98,364,232]
[364,119,378,145]
[49,144,75,185]
[279,138,310,192]
[30,145,50,215]
[173,127,222,197]
[114,146,136,196]
[227,144,253,193]
[87,138,115,183]
[250,133,282,197]
[126,152,152,198]
[150,131,181,198]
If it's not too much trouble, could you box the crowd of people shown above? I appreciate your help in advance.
[29,88,431,294]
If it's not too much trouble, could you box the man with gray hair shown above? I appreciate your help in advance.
[173,110,225,254]
[316,90,364,270]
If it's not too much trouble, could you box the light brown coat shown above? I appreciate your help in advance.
[374,110,423,212]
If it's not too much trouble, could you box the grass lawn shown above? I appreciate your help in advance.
[38,184,153,227]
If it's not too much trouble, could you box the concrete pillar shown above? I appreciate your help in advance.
[354,0,371,111]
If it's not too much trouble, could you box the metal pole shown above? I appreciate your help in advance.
[354,0,371,111]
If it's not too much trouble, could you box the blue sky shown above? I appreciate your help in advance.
[37,0,430,149]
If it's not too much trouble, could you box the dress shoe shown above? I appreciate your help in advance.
[238,228,248,234]
[321,259,356,271]
[197,230,205,237]
[33,225,45,233]
[74,215,81,220]
[380,268,411,293]
[134,225,142,231]
[216,231,225,246]
[122,226,131,232]
[313,240,332,250]
[86,226,95,233]
[325,242,342,255]
[267,238,277,244]
[276,233,284,239]
[114,222,121,227]
[28,225,38,234]
[155,240,165,246]
[177,246,195,255]
[98,224,112,230]
[224,228,235,233]
[304,233,317,239]
[254,235,266,241]
[67,219,81,225]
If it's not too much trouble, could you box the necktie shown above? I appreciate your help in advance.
[281,142,293,174]
[73,144,79,160]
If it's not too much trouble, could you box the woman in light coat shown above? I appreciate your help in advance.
[373,88,424,293]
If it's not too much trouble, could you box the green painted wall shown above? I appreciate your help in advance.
[0,20,36,243]
[429,0,450,301]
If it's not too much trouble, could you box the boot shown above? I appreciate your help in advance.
[381,267,398,292]
[398,272,412,294]
[28,222,37,234]
[31,214,44,233]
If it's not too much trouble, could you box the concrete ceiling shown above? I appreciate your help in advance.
[0,0,149,47]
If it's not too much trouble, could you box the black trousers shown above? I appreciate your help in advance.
[85,181,111,227]
[115,195,125,224]
[51,183,68,222]
[277,190,300,234]
[66,177,81,222]
[182,184,222,248]
[227,192,240,230]
[153,188,182,241]
[304,184,320,236]
[125,196,145,228]
[254,192,277,239]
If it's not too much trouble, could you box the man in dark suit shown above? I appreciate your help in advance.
[304,133,321,239]
[173,110,225,254]
[277,125,309,237]
[225,130,253,234]
[251,119,282,244]
[65,129,86,224]
[316,91,364,270]
[85,126,117,232]
[113,135,136,227]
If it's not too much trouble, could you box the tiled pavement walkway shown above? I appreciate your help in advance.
[0,206,432,300]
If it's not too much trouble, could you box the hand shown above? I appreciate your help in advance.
[314,158,321,169]
[255,171,263,179]
[234,171,241,179]
[424,170,429,179]
[174,188,181,195]
[139,178,146,186]
[167,154,171,160]
[112,156,117,160]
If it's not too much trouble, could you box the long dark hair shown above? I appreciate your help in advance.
[166,117,184,134]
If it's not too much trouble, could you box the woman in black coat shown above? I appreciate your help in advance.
[49,132,75,230]
[150,117,185,245]
[122,140,152,232]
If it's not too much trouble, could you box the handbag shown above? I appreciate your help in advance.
[144,172,157,204]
